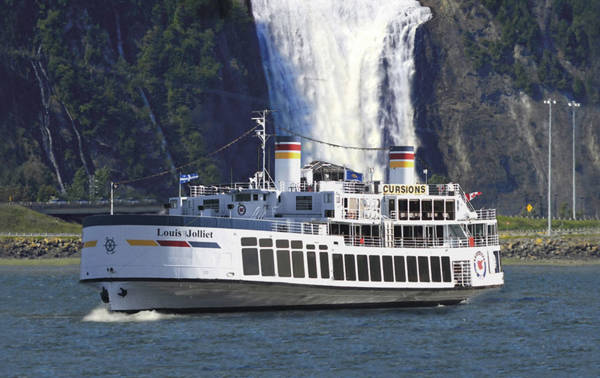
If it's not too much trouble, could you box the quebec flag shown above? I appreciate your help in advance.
[180,173,199,183]
[344,169,363,182]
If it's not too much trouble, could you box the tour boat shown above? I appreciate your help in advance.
[80,115,503,312]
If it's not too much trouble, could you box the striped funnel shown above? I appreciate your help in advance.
[389,146,415,184]
[275,136,301,190]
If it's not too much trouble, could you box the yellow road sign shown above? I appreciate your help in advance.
[526,204,533,212]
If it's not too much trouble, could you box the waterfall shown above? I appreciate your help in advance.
[252,0,431,178]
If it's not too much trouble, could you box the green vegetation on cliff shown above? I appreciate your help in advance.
[0,0,267,202]
[461,0,600,101]
[0,204,80,234]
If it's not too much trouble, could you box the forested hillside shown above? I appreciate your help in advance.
[1,0,599,216]
[0,0,268,202]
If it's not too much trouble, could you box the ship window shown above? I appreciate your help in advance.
[260,249,275,276]
[441,256,452,282]
[394,256,407,282]
[292,251,305,278]
[276,239,289,248]
[324,210,334,218]
[332,254,344,280]
[344,254,356,281]
[259,238,273,247]
[398,199,408,220]
[389,199,396,219]
[382,256,394,282]
[296,196,313,211]
[241,237,257,246]
[203,199,219,210]
[430,256,441,282]
[277,250,291,277]
[434,200,444,220]
[446,200,455,220]
[319,245,328,250]
[436,226,444,245]
[407,256,418,282]
[422,200,433,221]
[409,200,420,220]
[307,244,315,250]
[242,248,259,276]
[494,251,502,273]
[418,256,430,282]
[320,252,330,279]
[369,256,382,282]
[357,255,369,281]
[235,193,251,202]
[253,194,259,201]
[324,193,333,203]
[291,240,303,249]
[307,252,317,278]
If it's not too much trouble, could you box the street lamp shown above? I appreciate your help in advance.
[568,101,580,219]
[544,98,556,236]
[423,169,428,184]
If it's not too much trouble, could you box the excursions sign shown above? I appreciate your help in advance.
[382,184,428,195]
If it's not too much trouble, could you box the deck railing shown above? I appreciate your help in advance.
[342,235,500,248]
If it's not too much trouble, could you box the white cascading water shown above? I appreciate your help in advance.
[252,0,431,178]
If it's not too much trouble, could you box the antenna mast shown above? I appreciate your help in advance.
[251,110,271,189]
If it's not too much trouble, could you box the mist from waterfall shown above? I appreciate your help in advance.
[252,0,431,178]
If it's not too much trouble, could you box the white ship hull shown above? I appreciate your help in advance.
[87,280,498,312]
[80,215,504,312]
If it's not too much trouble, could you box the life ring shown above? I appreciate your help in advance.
[237,204,246,216]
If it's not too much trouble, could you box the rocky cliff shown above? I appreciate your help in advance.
[415,0,600,216]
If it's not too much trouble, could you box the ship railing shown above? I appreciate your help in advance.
[426,183,475,212]
[342,181,367,194]
[476,208,496,220]
[189,182,276,196]
[343,235,499,248]
[270,220,327,236]
[343,236,383,247]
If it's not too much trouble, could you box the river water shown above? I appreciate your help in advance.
[1,264,599,376]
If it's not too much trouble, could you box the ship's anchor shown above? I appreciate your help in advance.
[100,287,109,303]
[118,287,128,298]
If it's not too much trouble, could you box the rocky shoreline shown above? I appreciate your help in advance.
[501,236,600,261]
[0,236,599,262]
[0,237,81,259]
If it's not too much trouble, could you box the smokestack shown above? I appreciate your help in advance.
[274,136,301,190]
[389,146,415,184]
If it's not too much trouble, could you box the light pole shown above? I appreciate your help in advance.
[568,101,580,219]
[423,169,428,184]
[544,98,556,236]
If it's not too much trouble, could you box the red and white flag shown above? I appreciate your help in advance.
[466,191,482,201]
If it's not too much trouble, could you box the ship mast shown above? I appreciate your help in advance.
[251,110,271,189]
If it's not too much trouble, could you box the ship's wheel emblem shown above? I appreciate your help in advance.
[104,237,117,254]
[238,204,246,216]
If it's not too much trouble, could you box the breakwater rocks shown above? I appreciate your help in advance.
[501,237,600,261]
[0,238,81,259]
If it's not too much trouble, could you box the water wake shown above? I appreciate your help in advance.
[82,306,180,322]
[252,0,431,177]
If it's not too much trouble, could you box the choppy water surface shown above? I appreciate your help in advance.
[1,265,599,376]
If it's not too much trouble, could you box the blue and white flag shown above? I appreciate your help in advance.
[179,173,199,183]
[344,169,363,182]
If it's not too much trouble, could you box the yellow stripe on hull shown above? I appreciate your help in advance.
[83,240,97,248]
[390,161,415,168]
[275,152,301,159]
[127,240,159,246]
